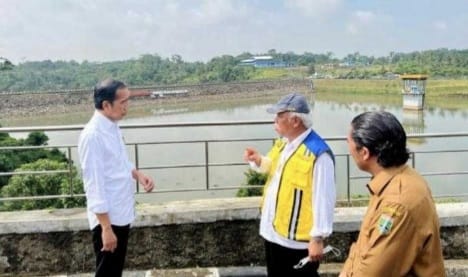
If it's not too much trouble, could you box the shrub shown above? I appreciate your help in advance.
[0,159,85,211]
[236,169,268,197]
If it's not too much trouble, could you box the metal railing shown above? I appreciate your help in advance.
[1,122,468,204]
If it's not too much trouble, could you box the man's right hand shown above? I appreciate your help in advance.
[101,225,117,252]
[244,147,261,166]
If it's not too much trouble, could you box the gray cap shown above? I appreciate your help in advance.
[266,93,310,114]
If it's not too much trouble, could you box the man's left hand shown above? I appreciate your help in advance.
[138,172,154,192]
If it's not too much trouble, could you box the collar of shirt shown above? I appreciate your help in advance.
[93,110,119,133]
[367,164,408,196]
[283,128,312,154]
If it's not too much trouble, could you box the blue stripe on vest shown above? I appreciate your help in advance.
[303,130,334,162]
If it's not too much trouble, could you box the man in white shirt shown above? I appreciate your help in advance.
[244,93,336,277]
[78,79,154,277]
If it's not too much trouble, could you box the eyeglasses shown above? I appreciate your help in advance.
[293,245,341,269]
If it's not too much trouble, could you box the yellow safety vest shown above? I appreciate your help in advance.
[263,131,333,241]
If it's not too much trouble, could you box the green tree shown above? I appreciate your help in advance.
[24,131,49,146]
[0,159,85,211]
[236,169,267,197]
[1,49,467,91]
[0,130,67,188]
[0,124,9,140]
[0,57,14,71]
[307,63,316,75]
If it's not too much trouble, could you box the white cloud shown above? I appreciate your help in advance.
[124,1,255,61]
[433,20,448,31]
[0,0,467,63]
[346,10,376,35]
[284,0,342,18]
[353,11,375,24]
[194,0,246,25]
[346,24,359,35]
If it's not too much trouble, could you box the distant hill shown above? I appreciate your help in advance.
[0,48,467,92]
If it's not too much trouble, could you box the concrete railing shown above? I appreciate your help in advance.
[0,198,466,276]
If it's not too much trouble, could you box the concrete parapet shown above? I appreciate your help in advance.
[46,261,468,277]
[0,198,466,275]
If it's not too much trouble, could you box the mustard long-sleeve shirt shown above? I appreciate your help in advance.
[342,165,445,277]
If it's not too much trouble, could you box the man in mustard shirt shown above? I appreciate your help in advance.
[340,111,445,277]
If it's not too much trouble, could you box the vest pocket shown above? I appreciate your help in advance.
[287,161,312,189]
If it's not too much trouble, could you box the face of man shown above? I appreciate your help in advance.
[102,87,130,121]
[274,111,294,138]
[347,128,367,171]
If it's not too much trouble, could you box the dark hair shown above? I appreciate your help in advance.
[93,79,127,109]
[350,111,409,167]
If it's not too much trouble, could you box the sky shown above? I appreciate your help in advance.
[0,0,467,64]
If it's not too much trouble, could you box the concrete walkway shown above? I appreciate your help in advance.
[52,260,468,277]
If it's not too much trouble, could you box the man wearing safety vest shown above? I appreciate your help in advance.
[244,93,336,277]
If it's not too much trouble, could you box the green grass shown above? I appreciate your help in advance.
[248,66,468,96]
[311,78,468,110]
[426,79,468,96]
[314,79,468,95]
[249,67,307,80]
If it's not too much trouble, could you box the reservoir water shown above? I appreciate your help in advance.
[4,91,468,203]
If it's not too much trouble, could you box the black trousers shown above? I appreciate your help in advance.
[92,224,130,277]
[264,239,320,277]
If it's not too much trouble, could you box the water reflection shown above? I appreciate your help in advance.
[402,109,426,145]
[151,107,189,116]
[307,92,316,110]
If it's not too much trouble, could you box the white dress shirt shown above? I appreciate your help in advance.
[78,111,136,230]
[256,128,336,249]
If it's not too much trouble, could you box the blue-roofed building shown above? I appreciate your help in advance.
[239,55,292,68]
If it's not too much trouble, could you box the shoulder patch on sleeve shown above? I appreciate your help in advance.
[382,206,401,217]
[377,214,394,235]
